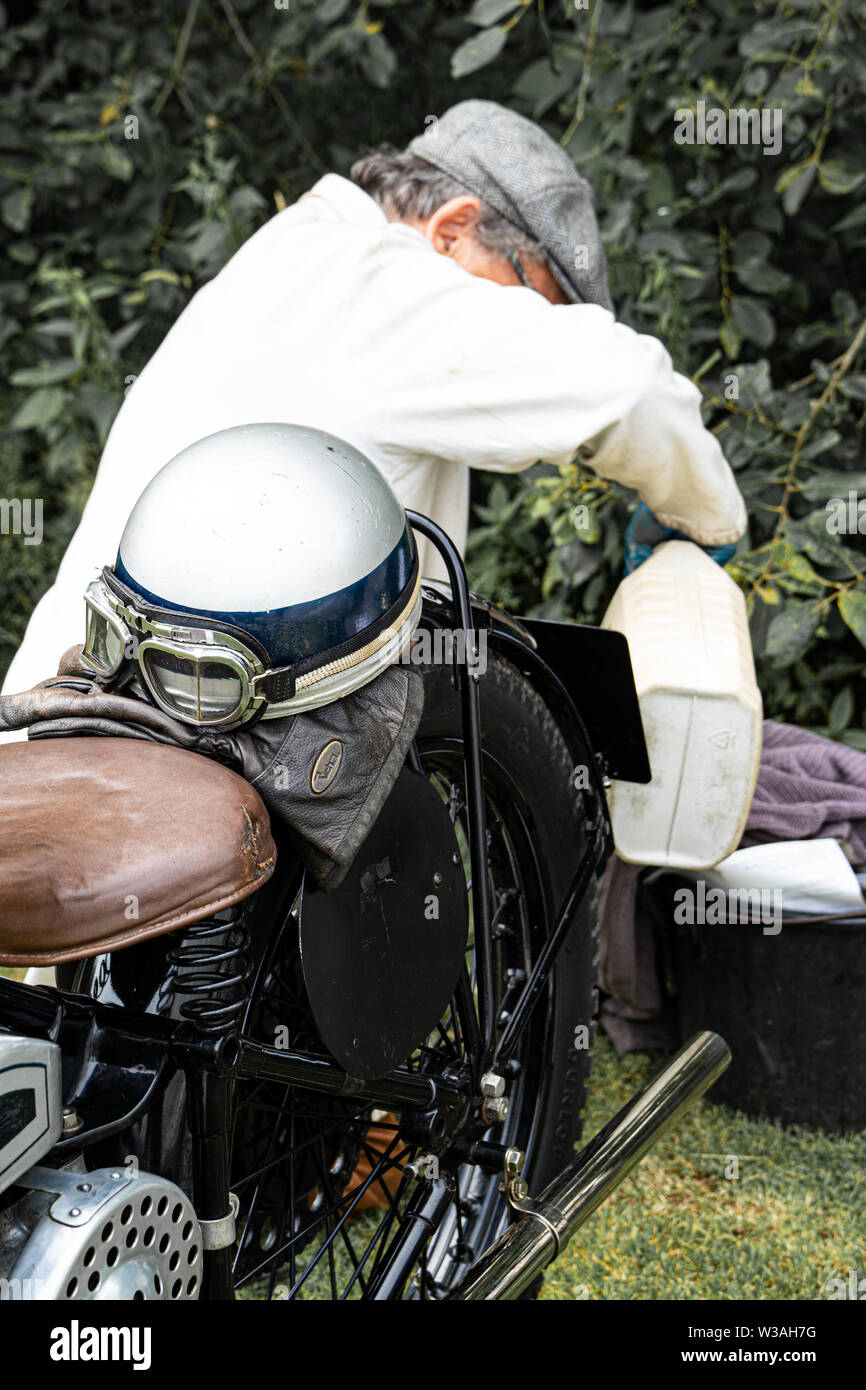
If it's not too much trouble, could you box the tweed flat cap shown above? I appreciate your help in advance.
[408,99,612,310]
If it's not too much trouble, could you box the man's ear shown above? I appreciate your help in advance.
[422,195,482,255]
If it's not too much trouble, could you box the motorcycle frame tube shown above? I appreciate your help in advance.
[405,511,496,1063]
[234,1038,463,1113]
[0,976,466,1140]
[491,815,608,1072]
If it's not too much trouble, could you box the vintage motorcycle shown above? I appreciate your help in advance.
[0,424,729,1301]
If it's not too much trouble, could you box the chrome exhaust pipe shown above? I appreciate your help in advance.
[445,1030,730,1300]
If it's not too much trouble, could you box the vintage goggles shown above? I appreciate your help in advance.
[81,567,421,730]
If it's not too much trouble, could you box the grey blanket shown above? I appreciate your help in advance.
[600,719,866,1052]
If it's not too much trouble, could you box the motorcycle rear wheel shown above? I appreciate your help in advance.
[226,654,602,1300]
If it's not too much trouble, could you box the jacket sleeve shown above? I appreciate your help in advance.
[362,246,746,548]
[565,321,747,546]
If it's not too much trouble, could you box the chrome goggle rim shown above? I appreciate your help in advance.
[136,639,257,728]
[81,582,129,678]
[81,570,423,728]
[82,577,269,729]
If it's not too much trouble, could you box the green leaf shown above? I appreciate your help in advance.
[186,221,229,267]
[77,385,120,445]
[9,240,37,265]
[360,33,397,88]
[733,358,773,405]
[832,204,866,234]
[110,319,144,353]
[795,512,864,572]
[775,544,822,591]
[638,230,689,260]
[451,25,507,78]
[733,230,772,263]
[817,160,866,196]
[740,19,814,58]
[227,187,268,217]
[838,588,866,647]
[9,358,80,386]
[733,262,791,294]
[828,685,855,735]
[99,143,134,181]
[801,470,866,502]
[720,318,742,358]
[718,167,758,196]
[731,296,775,348]
[33,316,74,337]
[468,0,521,23]
[1,185,33,232]
[643,162,676,212]
[800,428,842,462]
[572,507,602,545]
[541,549,564,599]
[766,602,819,666]
[10,386,66,431]
[140,269,180,286]
[777,164,816,216]
[743,66,769,96]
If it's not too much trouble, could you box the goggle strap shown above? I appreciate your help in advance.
[256,667,297,703]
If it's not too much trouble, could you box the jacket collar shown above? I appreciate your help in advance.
[297,173,388,227]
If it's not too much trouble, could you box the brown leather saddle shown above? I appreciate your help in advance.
[0,737,276,966]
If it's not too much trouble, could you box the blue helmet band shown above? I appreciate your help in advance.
[113,525,418,671]
[97,550,420,725]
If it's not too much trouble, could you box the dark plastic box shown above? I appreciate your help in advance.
[652,876,866,1132]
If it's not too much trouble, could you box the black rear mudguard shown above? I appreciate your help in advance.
[417,582,650,788]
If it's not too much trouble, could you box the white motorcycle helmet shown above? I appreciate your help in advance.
[80,423,421,728]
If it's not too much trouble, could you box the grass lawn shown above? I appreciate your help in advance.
[540,1033,866,1301]
[3,963,862,1300]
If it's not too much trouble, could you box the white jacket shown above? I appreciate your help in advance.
[3,172,746,699]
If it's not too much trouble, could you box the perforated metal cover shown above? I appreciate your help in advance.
[10,1165,203,1300]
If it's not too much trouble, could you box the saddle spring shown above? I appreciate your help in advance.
[166,902,253,1035]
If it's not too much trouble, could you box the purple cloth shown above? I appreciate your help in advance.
[597,857,679,1053]
[740,720,866,864]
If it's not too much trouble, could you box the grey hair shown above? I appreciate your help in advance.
[350,146,547,263]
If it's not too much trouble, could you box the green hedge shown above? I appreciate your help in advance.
[1,0,864,735]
